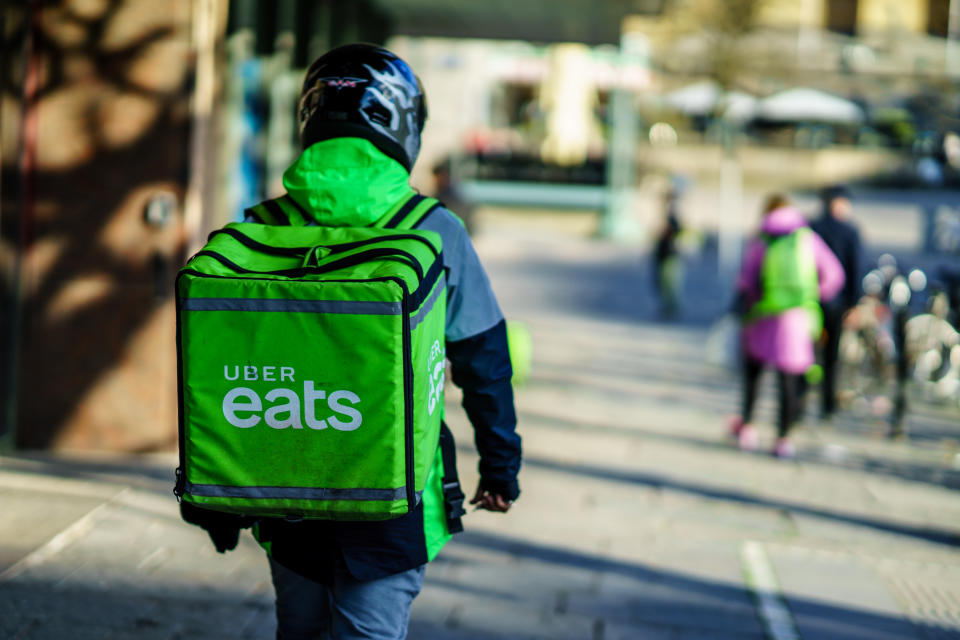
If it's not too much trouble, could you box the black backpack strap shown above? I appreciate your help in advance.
[242,206,265,223]
[262,199,291,225]
[244,198,291,225]
[411,201,444,229]
[280,194,313,226]
[382,194,426,229]
[438,421,465,534]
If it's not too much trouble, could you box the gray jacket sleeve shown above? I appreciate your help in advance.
[418,208,504,341]
[418,207,521,500]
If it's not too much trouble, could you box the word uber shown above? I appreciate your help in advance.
[221,365,362,431]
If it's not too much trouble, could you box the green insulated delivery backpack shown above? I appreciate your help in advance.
[746,227,823,338]
[175,194,449,521]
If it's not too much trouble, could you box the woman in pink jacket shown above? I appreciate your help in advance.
[730,195,845,458]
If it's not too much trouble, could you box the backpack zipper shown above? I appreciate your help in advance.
[209,227,440,259]
[195,246,426,281]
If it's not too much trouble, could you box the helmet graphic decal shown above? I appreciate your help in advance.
[362,63,421,163]
[321,77,368,90]
[297,44,427,170]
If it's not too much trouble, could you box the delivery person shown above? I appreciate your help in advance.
[181,43,522,640]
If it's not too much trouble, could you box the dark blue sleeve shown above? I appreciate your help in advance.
[446,319,522,501]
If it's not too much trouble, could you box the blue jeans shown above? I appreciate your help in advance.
[269,557,425,640]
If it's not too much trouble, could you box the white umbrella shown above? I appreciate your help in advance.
[666,82,759,123]
[757,88,865,124]
[664,81,720,115]
[720,91,759,123]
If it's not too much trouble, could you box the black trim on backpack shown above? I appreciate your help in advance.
[263,199,291,225]
[195,247,425,281]
[438,422,465,533]
[243,207,264,223]
[322,233,440,259]
[383,194,426,229]
[210,227,440,260]
[399,282,417,511]
[209,228,308,257]
[174,272,187,501]
[411,203,443,229]
[282,194,311,220]
[411,253,444,309]
[308,247,425,280]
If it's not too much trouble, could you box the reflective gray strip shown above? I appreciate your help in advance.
[181,298,402,315]
[186,483,412,502]
[410,275,446,331]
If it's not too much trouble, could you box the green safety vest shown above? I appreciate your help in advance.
[175,194,449,523]
[746,227,823,337]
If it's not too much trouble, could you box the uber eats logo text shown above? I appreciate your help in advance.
[221,365,362,431]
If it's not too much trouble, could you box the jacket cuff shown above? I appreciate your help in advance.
[480,475,520,502]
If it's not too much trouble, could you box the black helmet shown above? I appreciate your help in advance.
[298,44,427,171]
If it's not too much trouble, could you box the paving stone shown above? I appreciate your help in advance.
[446,597,596,640]
[408,620,496,640]
[766,544,919,640]
[0,487,105,573]
[564,570,764,636]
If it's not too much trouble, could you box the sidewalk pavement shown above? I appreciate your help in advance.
[3,215,960,639]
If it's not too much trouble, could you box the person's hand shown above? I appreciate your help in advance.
[470,483,513,513]
[207,525,241,553]
[180,502,245,553]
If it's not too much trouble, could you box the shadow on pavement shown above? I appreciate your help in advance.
[523,368,738,416]
[453,530,925,640]
[517,408,960,492]
[2,453,176,493]
[1,530,929,640]
[509,247,727,328]
[519,455,960,548]
[0,577,273,639]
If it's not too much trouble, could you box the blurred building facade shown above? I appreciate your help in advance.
[1,1,228,451]
[1,0,956,452]
[0,0,529,452]
[634,0,955,100]
[0,0,394,451]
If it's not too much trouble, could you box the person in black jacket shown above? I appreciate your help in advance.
[181,44,521,640]
[809,184,862,419]
[652,188,683,320]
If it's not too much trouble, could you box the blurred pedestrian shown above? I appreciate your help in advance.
[432,157,476,234]
[652,188,683,319]
[809,184,862,420]
[729,194,845,458]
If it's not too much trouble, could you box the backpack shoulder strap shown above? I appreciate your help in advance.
[243,194,312,226]
[438,422,465,534]
[379,193,443,230]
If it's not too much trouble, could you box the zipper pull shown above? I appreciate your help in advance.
[173,467,184,503]
[302,245,333,267]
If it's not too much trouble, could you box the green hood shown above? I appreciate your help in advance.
[282,138,415,227]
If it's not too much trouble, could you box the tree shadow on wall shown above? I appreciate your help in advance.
[1,1,200,449]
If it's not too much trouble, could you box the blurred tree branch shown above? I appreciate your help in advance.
[656,0,772,93]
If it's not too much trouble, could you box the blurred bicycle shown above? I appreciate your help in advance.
[934,206,960,255]
[835,258,899,418]
[905,268,960,408]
